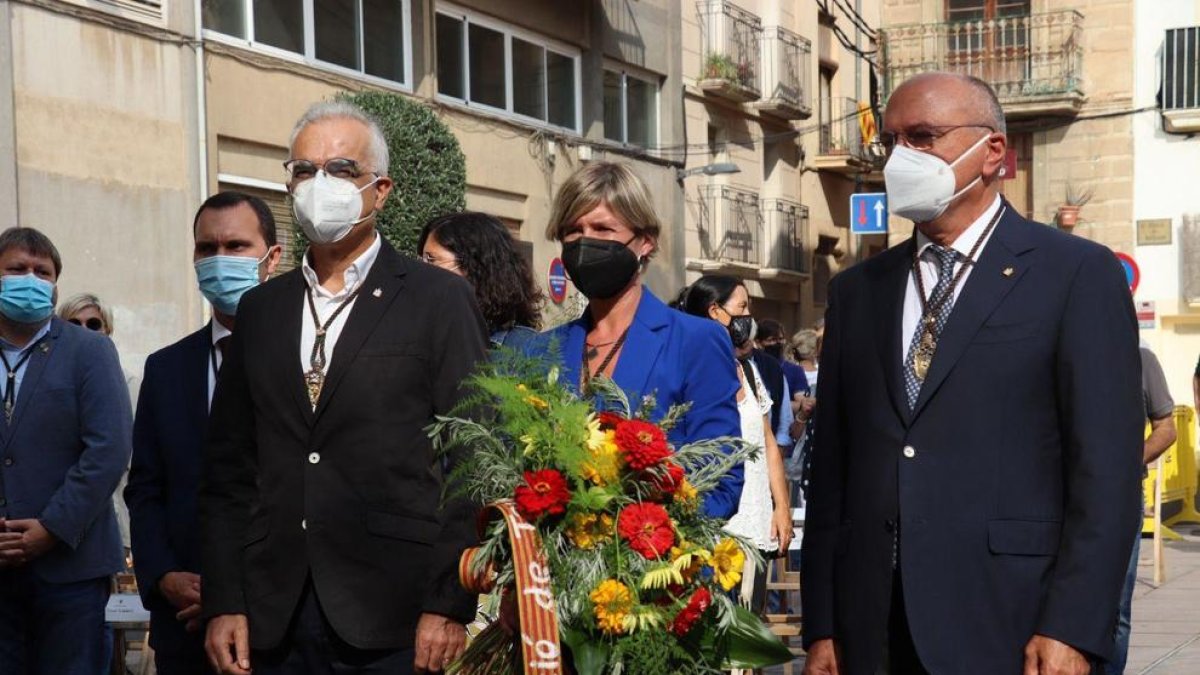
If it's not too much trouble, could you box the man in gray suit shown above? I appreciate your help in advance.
[0,227,133,674]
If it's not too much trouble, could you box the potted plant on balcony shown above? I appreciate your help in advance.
[1056,183,1093,232]
[703,52,738,81]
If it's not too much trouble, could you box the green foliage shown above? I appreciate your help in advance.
[703,52,738,81]
[292,91,466,263]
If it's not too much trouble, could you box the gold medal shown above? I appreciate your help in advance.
[304,369,324,408]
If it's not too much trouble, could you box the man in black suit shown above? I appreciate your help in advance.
[200,101,488,675]
[801,73,1142,675]
[125,192,280,674]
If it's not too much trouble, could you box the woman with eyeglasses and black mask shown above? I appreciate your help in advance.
[417,211,543,352]
[539,162,744,519]
[674,275,793,612]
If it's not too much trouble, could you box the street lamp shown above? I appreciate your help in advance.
[676,162,741,181]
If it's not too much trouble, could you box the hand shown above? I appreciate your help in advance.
[206,614,252,675]
[771,506,794,554]
[0,519,58,565]
[1023,635,1090,675]
[159,571,202,611]
[177,602,204,632]
[414,613,467,673]
[803,638,841,675]
[794,394,816,420]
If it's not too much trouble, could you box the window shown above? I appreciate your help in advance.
[602,69,658,148]
[1163,26,1200,111]
[201,0,412,87]
[436,7,581,132]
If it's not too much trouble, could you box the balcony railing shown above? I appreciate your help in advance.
[697,0,762,102]
[698,185,761,266]
[818,97,865,159]
[1163,26,1200,132]
[880,10,1084,117]
[761,199,809,273]
[757,26,812,119]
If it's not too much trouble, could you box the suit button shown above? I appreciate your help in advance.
[884,519,896,533]
[902,445,916,458]
[308,452,320,464]
[301,519,307,530]
[2,458,10,467]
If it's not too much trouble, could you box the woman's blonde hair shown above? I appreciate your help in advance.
[57,293,113,335]
[790,328,819,361]
[545,162,662,252]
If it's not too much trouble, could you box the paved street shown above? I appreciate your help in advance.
[768,528,1200,674]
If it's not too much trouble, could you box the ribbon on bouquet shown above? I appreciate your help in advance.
[459,499,563,674]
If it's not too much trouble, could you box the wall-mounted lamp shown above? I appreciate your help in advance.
[676,162,741,181]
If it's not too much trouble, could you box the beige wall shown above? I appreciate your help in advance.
[7,2,202,378]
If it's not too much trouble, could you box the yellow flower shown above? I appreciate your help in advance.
[516,384,549,410]
[711,538,746,591]
[519,434,538,456]
[670,541,704,582]
[580,429,621,486]
[565,512,614,549]
[673,478,698,511]
[590,579,633,635]
[584,415,606,451]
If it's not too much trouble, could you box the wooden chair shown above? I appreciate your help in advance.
[763,508,805,674]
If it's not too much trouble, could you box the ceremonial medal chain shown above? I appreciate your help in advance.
[581,326,630,394]
[909,206,1005,381]
[303,283,363,408]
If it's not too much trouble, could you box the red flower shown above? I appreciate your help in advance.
[617,503,675,559]
[597,412,625,429]
[669,587,713,635]
[650,462,686,495]
[614,419,670,470]
[513,469,571,521]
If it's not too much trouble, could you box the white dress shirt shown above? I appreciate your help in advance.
[901,195,1003,361]
[299,233,382,380]
[208,319,232,408]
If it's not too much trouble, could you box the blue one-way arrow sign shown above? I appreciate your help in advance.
[850,192,888,235]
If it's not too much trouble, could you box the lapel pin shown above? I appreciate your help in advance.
[40,343,49,353]
[372,288,382,298]
[1002,267,1015,277]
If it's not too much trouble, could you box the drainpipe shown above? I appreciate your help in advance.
[193,0,211,326]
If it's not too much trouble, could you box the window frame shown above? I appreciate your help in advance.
[435,3,583,134]
[201,0,414,92]
[602,66,661,150]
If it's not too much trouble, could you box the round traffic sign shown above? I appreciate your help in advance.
[548,258,568,304]
[1114,252,1139,294]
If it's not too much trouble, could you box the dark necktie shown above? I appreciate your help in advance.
[902,245,960,410]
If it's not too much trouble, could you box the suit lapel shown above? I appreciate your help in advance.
[611,289,670,409]
[911,206,1033,419]
[312,242,407,421]
[873,240,915,424]
[280,272,316,427]
[3,319,60,447]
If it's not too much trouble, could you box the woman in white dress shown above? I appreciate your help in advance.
[673,275,792,612]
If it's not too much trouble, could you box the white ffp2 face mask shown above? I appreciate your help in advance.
[883,133,991,224]
[291,171,379,244]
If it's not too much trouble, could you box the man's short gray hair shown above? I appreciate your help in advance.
[962,75,1007,135]
[289,100,390,177]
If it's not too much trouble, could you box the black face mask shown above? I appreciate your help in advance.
[727,315,757,348]
[763,343,784,360]
[562,236,641,300]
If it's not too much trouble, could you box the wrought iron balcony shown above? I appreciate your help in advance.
[813,97,874,173]
[756,26,812,120]
[880,10,1085,118]
[1163,26,1200,133]
[697,185,761,266]
[697,0,762,102]
[761,199,810,274]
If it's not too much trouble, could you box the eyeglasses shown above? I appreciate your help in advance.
[877,125,994,152]
[69,317,105,332]
[420,253,459,271]
[283,158,374,182]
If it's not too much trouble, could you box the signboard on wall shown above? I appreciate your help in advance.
[1137,219,1173,246]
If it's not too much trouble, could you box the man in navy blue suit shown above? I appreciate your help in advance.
[0,227,132,674]
[125,192,280,674]
[801,73,1142,675]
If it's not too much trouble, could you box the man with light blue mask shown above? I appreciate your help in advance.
[802,73,1141,675]
[124,191,279,675]
[0,227,133,675]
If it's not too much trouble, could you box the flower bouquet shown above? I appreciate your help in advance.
[430,359,793,675]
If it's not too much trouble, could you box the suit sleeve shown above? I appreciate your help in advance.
[800,275,846,648]
[422,277,489,622]
[681,321,743,519]
[1036,246,1143,659]
[39,336,133,549]
[199,311,259,619]
[124,356,178,611]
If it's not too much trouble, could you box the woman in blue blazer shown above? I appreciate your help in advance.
[539,162,743,518]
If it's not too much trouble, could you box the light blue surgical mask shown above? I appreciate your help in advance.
[0,273,55,324]
[194,252,269,316]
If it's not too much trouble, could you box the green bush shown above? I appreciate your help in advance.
[293,90,467,261]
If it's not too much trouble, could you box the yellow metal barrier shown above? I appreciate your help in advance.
[1142,406,1200,539]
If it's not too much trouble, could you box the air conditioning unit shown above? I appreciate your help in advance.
[1162,26,1200,133]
